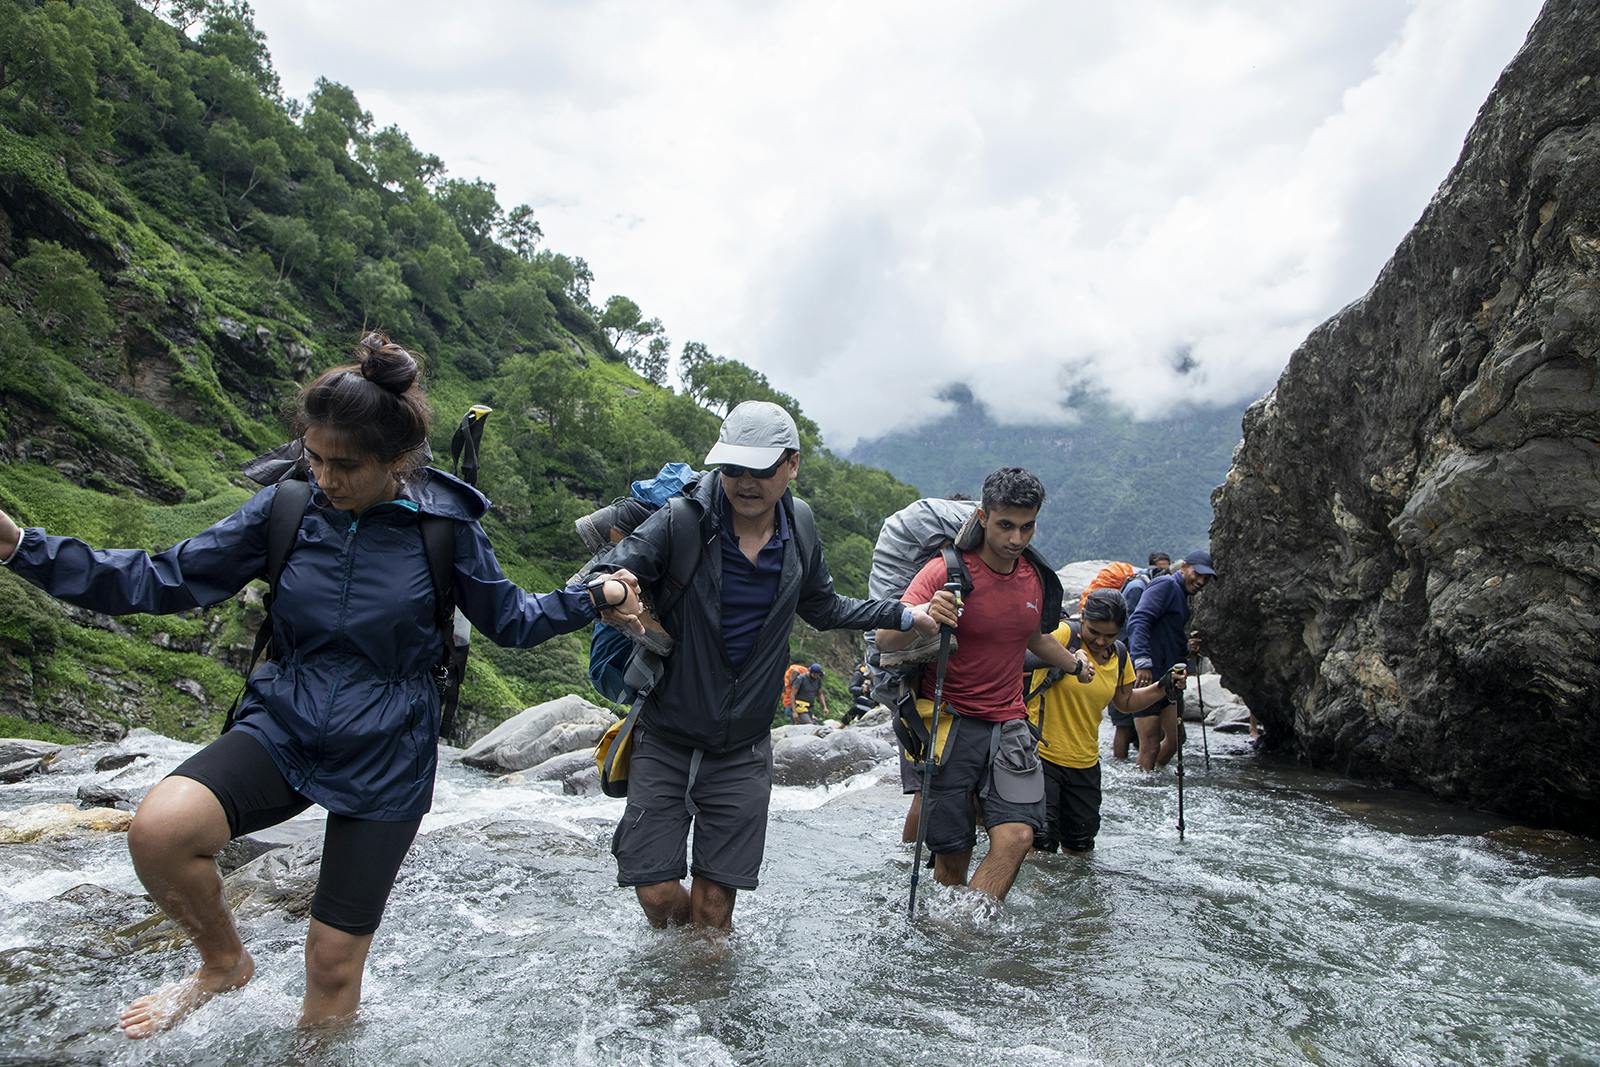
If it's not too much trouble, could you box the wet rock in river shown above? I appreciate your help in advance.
[0,757,51,784]
[0,739,62,767]
[771,723,894,787]
[75,784,134,810]
[0,803,133,842]
[460,695,614,774]
[504,749,602,795]
[93,752,146,773]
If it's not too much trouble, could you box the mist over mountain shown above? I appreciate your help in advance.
[846,396,1247,566]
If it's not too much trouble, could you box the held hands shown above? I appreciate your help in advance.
[1135,667,1154,686]
[1072,650,1095,683]
[597,569,645,635]
[924,589,961,630]
[0,507,19,563]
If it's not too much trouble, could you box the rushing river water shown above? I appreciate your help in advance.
[0,722,1596,1066]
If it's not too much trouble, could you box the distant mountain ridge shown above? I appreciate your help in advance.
[846,398,1247,566]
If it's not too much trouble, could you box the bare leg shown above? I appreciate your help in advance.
[635,881,692,928]
[1134,716,1162,772]
[932,849,972,887]
[1156,707,1184,768]
[901,793,922,844]
[300,919,374,1027]
[120,778,254,1039]
[1112,724,1135,760]
[969,822,1034,901]
[689,879,737,932]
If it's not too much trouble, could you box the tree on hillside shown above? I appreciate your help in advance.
[14,240,113,343]
[500,204,543,260]
[439,177,503,250]
[196,1,281,102]
[637,334,671,388]
[678,342,819,439]
[598,295,664,362]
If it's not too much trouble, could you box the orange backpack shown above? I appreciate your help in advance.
[1079,562,1136,613]
[782,663,810,707]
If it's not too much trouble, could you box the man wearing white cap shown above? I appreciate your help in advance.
[594,401,944,932]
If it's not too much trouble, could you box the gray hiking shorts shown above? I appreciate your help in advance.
[612,728,773,890]
[923,715,1045,855]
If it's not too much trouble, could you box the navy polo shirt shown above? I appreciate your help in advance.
[718,487,789,672]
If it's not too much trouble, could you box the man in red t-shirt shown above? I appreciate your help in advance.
[876,468,1089,901]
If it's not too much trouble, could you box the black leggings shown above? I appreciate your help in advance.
[169,731,421,935]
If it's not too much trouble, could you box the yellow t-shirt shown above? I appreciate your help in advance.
[1026,622,1136,769]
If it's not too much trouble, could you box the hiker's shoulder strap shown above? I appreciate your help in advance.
[786,494,819,573]
[658,494,713,619]
[419,514,456,631]
[263,480,312,591]
[938,546,974,596]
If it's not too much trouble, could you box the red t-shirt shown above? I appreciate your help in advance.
[902,551,1043,722]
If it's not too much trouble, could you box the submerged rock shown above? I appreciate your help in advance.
[772,724,895,786]
[75,784,134,810]
[93,752,146,772]
[460,695,615,774]
[0,757,51,784]
[0,739,62,767]
[0,803,133,842]
[1204,0,1600,833]
[502,749,602,795]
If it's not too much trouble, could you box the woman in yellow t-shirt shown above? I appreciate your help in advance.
[1026,589,1183,851]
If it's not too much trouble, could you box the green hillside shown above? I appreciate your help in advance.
[0,0,917,742]
[847,395,1246,566]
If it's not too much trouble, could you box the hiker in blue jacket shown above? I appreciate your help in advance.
[0,333,644,1037]
[1125,550,1215,771]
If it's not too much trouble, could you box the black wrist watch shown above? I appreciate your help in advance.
[586,575,615,613]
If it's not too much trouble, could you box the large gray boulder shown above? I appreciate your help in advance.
[505,748,602,795]
[772,724,895,787]
[1204,0,1600,833]
[460,695,614,774]
[1055,560,1124,613]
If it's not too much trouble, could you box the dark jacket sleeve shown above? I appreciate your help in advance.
[589,505,673,597]
[795,533,908,633]
[453,519,597,647]
[1126,577,1175,670]
[5,485,276,615]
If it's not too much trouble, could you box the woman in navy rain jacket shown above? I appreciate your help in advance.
[0,334,642,1036]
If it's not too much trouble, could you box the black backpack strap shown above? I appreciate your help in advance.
[226,479,311,732]
[785,494,820,577]
[419,515,456,630]
[656,495,715,620]
[1023,620,1077,705]
[939,546,973,597]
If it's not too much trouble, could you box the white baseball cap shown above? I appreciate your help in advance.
[703,401,800,468]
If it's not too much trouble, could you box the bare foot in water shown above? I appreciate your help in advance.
[119,952,254,1039]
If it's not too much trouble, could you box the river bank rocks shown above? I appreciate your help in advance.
[1203,0,1600,834]
[460,695,615,774]
[0,803,132,843]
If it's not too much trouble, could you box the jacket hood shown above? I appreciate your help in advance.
[402,468,489,521]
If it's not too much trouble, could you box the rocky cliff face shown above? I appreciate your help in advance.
[1205,0,1600,835]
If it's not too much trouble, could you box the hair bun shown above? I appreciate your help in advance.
[355,331,418,395]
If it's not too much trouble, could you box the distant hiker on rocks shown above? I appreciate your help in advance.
[1026,589,1184,852]
[841,660,875,725]
[1125,550,1216,771]
[792,663,827,724]
[0,333,645,1037]
[1111,551,1172,759]
[592,401,943,933]
[875,467,1084,903]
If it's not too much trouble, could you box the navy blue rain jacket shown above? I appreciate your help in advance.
[5,470,596,819]
[1124,572,1189,675]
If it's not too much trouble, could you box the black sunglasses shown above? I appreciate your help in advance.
[719,459,785,480]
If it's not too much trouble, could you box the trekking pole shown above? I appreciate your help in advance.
[440,405,493,744]
[1192,657,1210,771]
[908,581,961,920]
[1175,690,1186,841]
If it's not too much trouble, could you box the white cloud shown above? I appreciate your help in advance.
[253,0,1542,446]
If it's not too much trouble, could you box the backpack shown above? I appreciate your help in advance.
[1079,561,1136,614]
[225,477,464,740]
[1120,570,1153,615]
[782,663,810,709]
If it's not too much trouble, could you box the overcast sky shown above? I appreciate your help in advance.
[253,0,1542,448]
